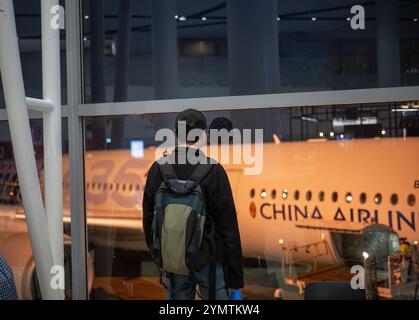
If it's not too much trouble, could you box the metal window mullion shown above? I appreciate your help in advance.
[65,0,88,300]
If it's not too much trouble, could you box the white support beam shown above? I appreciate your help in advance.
[0,0,60,299]
[41,0,64,299]
[26,97,54,112]
[78,86,419,117]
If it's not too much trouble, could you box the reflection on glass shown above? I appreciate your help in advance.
[83,104,419,300]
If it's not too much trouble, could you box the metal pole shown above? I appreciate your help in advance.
[0,0,59,299]
[111,0,132,148]
[41,1,64,300]
[65,0,88,300]
[376,0,401,87]
[152,0,178,99]
[113,0,132,102]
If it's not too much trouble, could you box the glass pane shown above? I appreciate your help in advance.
[0,0,70,300]
[0,0,68,109]
[0,119,70,299]
[81,0,419,104]
[84,103,419,299]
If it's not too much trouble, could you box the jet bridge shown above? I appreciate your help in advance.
[282,223,401,298]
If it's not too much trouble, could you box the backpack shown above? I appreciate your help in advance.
[150,162,215,277]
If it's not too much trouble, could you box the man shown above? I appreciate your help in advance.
[142,109,244,300]
[0,255,18,300]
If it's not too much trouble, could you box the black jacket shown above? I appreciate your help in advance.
[142,147,244,289]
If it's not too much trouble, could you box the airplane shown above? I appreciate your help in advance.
[0,136,418,299]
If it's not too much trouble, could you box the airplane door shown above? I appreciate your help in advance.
[225,167,242,199]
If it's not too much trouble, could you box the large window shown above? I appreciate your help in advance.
[83,104,419,300]
[79,0,419,104]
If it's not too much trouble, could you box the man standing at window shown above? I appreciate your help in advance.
[142,109,244,300]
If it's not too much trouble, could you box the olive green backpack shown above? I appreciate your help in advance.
[150,162,215,280]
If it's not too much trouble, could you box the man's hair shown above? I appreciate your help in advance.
[174,109,207,143]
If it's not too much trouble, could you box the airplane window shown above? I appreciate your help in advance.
[306,191,312,201]
[271,189,277,199]
[122,184,126,192]
[103,183,107,190]
[360,193,367,204]
[390,194,398,205]
[260,189,267,198]
[129,184,133,192]
[110,183,113,191]
[86,182,90,189]
[136,184,140,191]
[281,189,288,200]
[116,184,119,191]
[92,182,96,190]
[332,192,338,202]
[408,194,416,207]
[294,190,300,201]
[374,193,382,205]
[345,192,353,203]
[250,189,255,198]
[318,191,325,202]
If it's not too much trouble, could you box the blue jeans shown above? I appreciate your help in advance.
[163,263,229,300]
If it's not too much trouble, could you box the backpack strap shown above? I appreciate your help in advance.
[159,163,177,184]
[188,164,214,185]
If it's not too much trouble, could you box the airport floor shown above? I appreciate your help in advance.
[88,244,302,300]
